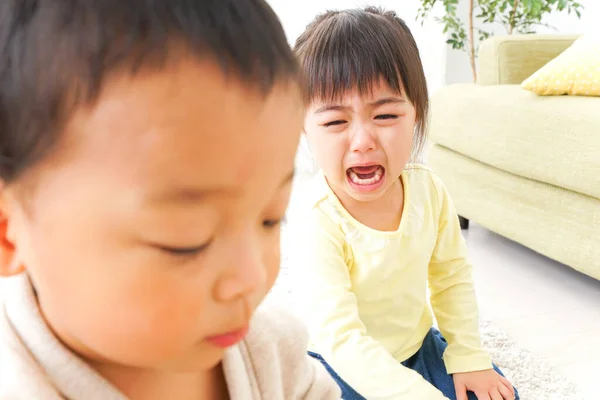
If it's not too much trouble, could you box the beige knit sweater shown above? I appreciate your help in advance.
[0,275,340,399]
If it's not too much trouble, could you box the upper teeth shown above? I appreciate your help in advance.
[348,167,383,185]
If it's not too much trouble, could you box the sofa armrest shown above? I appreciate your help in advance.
[477,34,580,86]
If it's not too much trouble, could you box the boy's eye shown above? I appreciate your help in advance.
[263,217,285,228]
[323,120,346,127]
[159,241,212,256]
[375,114,398,120]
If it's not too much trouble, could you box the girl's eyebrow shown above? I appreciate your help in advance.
[314,104,347,114]
[314,96,406,114]
[369,96,406,107]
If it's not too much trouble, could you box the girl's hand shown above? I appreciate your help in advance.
[453,369,515,400]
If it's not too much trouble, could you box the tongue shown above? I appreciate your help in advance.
[352,165,380,174]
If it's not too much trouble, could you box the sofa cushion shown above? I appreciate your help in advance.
[428,145,600,279]
[521,34,600,96]
[429,84,600,200]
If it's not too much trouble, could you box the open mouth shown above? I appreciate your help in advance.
[346,165,385,192]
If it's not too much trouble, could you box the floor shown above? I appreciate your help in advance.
[458,223,600,399]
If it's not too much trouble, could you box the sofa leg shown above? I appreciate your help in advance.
[458,216,470,230]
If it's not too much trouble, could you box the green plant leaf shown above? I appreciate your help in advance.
[421,0,583,64]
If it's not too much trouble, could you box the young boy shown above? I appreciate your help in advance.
[0,1,340,399]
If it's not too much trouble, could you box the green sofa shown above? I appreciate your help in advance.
[428,34,600,280]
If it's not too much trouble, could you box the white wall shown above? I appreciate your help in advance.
[445,0,600,85]
[267,0,599,90]
[540,0,600,35]
[267,0,448,95]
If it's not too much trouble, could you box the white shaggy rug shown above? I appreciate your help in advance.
[268,227,583,400]
[477,320,582,400]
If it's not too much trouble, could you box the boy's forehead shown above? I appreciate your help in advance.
[52,60,302,201]
[134,136,297,209]
[145,167,295,207]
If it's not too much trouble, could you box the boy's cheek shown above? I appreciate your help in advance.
[264,243,281,294]
[41,272,218,366]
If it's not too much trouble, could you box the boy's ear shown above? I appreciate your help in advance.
[0,192,24,277]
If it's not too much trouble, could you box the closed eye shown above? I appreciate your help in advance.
[374,114,398,120]
[263,217,285,228]
[323,120,347,127]
[159,241,212,256]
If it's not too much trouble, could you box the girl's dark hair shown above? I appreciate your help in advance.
[294,6,429,159]
[0,0,297,184]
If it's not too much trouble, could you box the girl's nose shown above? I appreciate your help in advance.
[349,123,376,153]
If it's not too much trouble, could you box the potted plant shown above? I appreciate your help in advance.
[417,0,584,81]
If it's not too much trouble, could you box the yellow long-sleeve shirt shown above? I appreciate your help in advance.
[290,164,492,400]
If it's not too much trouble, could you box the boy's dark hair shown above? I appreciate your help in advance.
[294,6,429,158]
[0,0,297,184]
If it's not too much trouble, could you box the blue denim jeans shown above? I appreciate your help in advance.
[309,328,519,400]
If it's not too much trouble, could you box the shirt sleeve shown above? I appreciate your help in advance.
[291,208,447,400]
[428,177,493,374]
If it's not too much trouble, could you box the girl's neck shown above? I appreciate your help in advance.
[335,175,405,232]
[91,362,229,400]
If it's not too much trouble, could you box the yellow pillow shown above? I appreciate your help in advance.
[521,34,600,96]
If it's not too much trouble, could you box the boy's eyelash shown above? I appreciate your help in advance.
[375,114,398,120]
[155,217,285,257]
[263,217,285,228]
[159,241,212,256]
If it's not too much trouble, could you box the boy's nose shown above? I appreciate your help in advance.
[214,233,267,304]
[349,124,376,153]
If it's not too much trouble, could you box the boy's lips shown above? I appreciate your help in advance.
[206,326,249,348]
